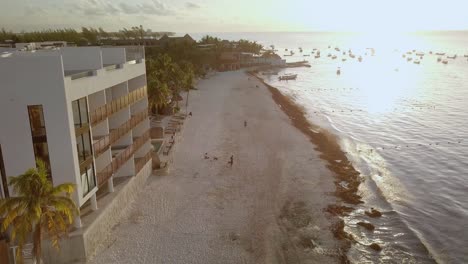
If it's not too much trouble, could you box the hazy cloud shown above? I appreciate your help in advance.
[119,3,140,14]
[24,5,47,16]
[69,0,174,17]
[70,0,120,16]
[141,1,174,15]
[185,2,200,9]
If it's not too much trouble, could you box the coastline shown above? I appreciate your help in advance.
[248,71,373,258]
[89,70,350,263]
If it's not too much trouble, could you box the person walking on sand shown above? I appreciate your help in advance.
[228,155,234,166]
[244,120,247,127]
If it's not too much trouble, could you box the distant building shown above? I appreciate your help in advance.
[158,34,196,48]
[218,52,241,71]
[101,34,196,48]
[218,51,286,71]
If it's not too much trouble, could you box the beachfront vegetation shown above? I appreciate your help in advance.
[0,26,174,45]
[0,160,78,264]
[199,35,263,54]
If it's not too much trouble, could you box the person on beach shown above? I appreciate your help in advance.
[244,120,247,127]
[204,153,209,159]
[228,155,234,166]
[189,112,192,116]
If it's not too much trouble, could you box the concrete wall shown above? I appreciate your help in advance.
[65,60,146,101]
[42,160,152,263]
[0,53,81,206]
[60,47,102,71]
[101,47,126,65]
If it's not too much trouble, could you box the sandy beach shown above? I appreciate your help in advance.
[88,71,347,264]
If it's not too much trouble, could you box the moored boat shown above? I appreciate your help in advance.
[279,74,298,81]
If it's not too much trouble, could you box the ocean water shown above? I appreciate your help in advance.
[192,32,468,263]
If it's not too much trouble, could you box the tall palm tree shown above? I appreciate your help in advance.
[0,160,78,264]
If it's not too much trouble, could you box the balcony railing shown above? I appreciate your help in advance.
[97,130,150,187]
[89,86,147,126]
[93,109,148,156]
[135,151,152,174]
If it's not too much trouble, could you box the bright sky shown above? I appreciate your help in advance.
[1,0,468,33]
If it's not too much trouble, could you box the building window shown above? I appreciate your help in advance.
[80,163,96,196]
[72,97,89,129]
[27,105,52,182]
[72,97,96,197]
[0,145,8,198]
[76,132,93,164]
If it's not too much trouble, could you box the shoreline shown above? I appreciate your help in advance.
[90,70,361,263]
[248,70,371,258]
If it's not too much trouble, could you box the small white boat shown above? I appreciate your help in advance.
[315,55,320,58]
[342,58,347,62]
[414,60,420,64]
[336,67,341,75]
[279,74,298,81]
[407,57,413,62]
[442,60,448,64]
[437,57,442,62]
[358,56,363,62]
[436,52,445,56]
[447,55,457,59]
[327,53,332,57]
[332,55,337,59]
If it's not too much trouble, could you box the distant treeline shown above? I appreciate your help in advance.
[0,25,174,45]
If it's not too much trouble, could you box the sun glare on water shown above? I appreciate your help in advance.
[341,33,427,115]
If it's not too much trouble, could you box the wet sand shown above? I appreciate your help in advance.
[89,71,348,264]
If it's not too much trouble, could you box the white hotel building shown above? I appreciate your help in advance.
[0,46,152,261]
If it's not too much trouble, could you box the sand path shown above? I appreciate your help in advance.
[89,71,341,264]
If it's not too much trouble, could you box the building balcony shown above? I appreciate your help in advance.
[135,151,152,175]
[93,109,148,157]
[89,85,147,126]
[96,130,150,187]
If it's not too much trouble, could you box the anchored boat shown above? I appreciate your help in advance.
[279,74,298,81]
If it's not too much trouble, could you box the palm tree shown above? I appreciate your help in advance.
[0,160,78,264]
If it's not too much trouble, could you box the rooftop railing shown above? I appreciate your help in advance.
[125,46,145,62]
[93,109,148,156]
[89,85,147,126]
[97,130,150,187]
